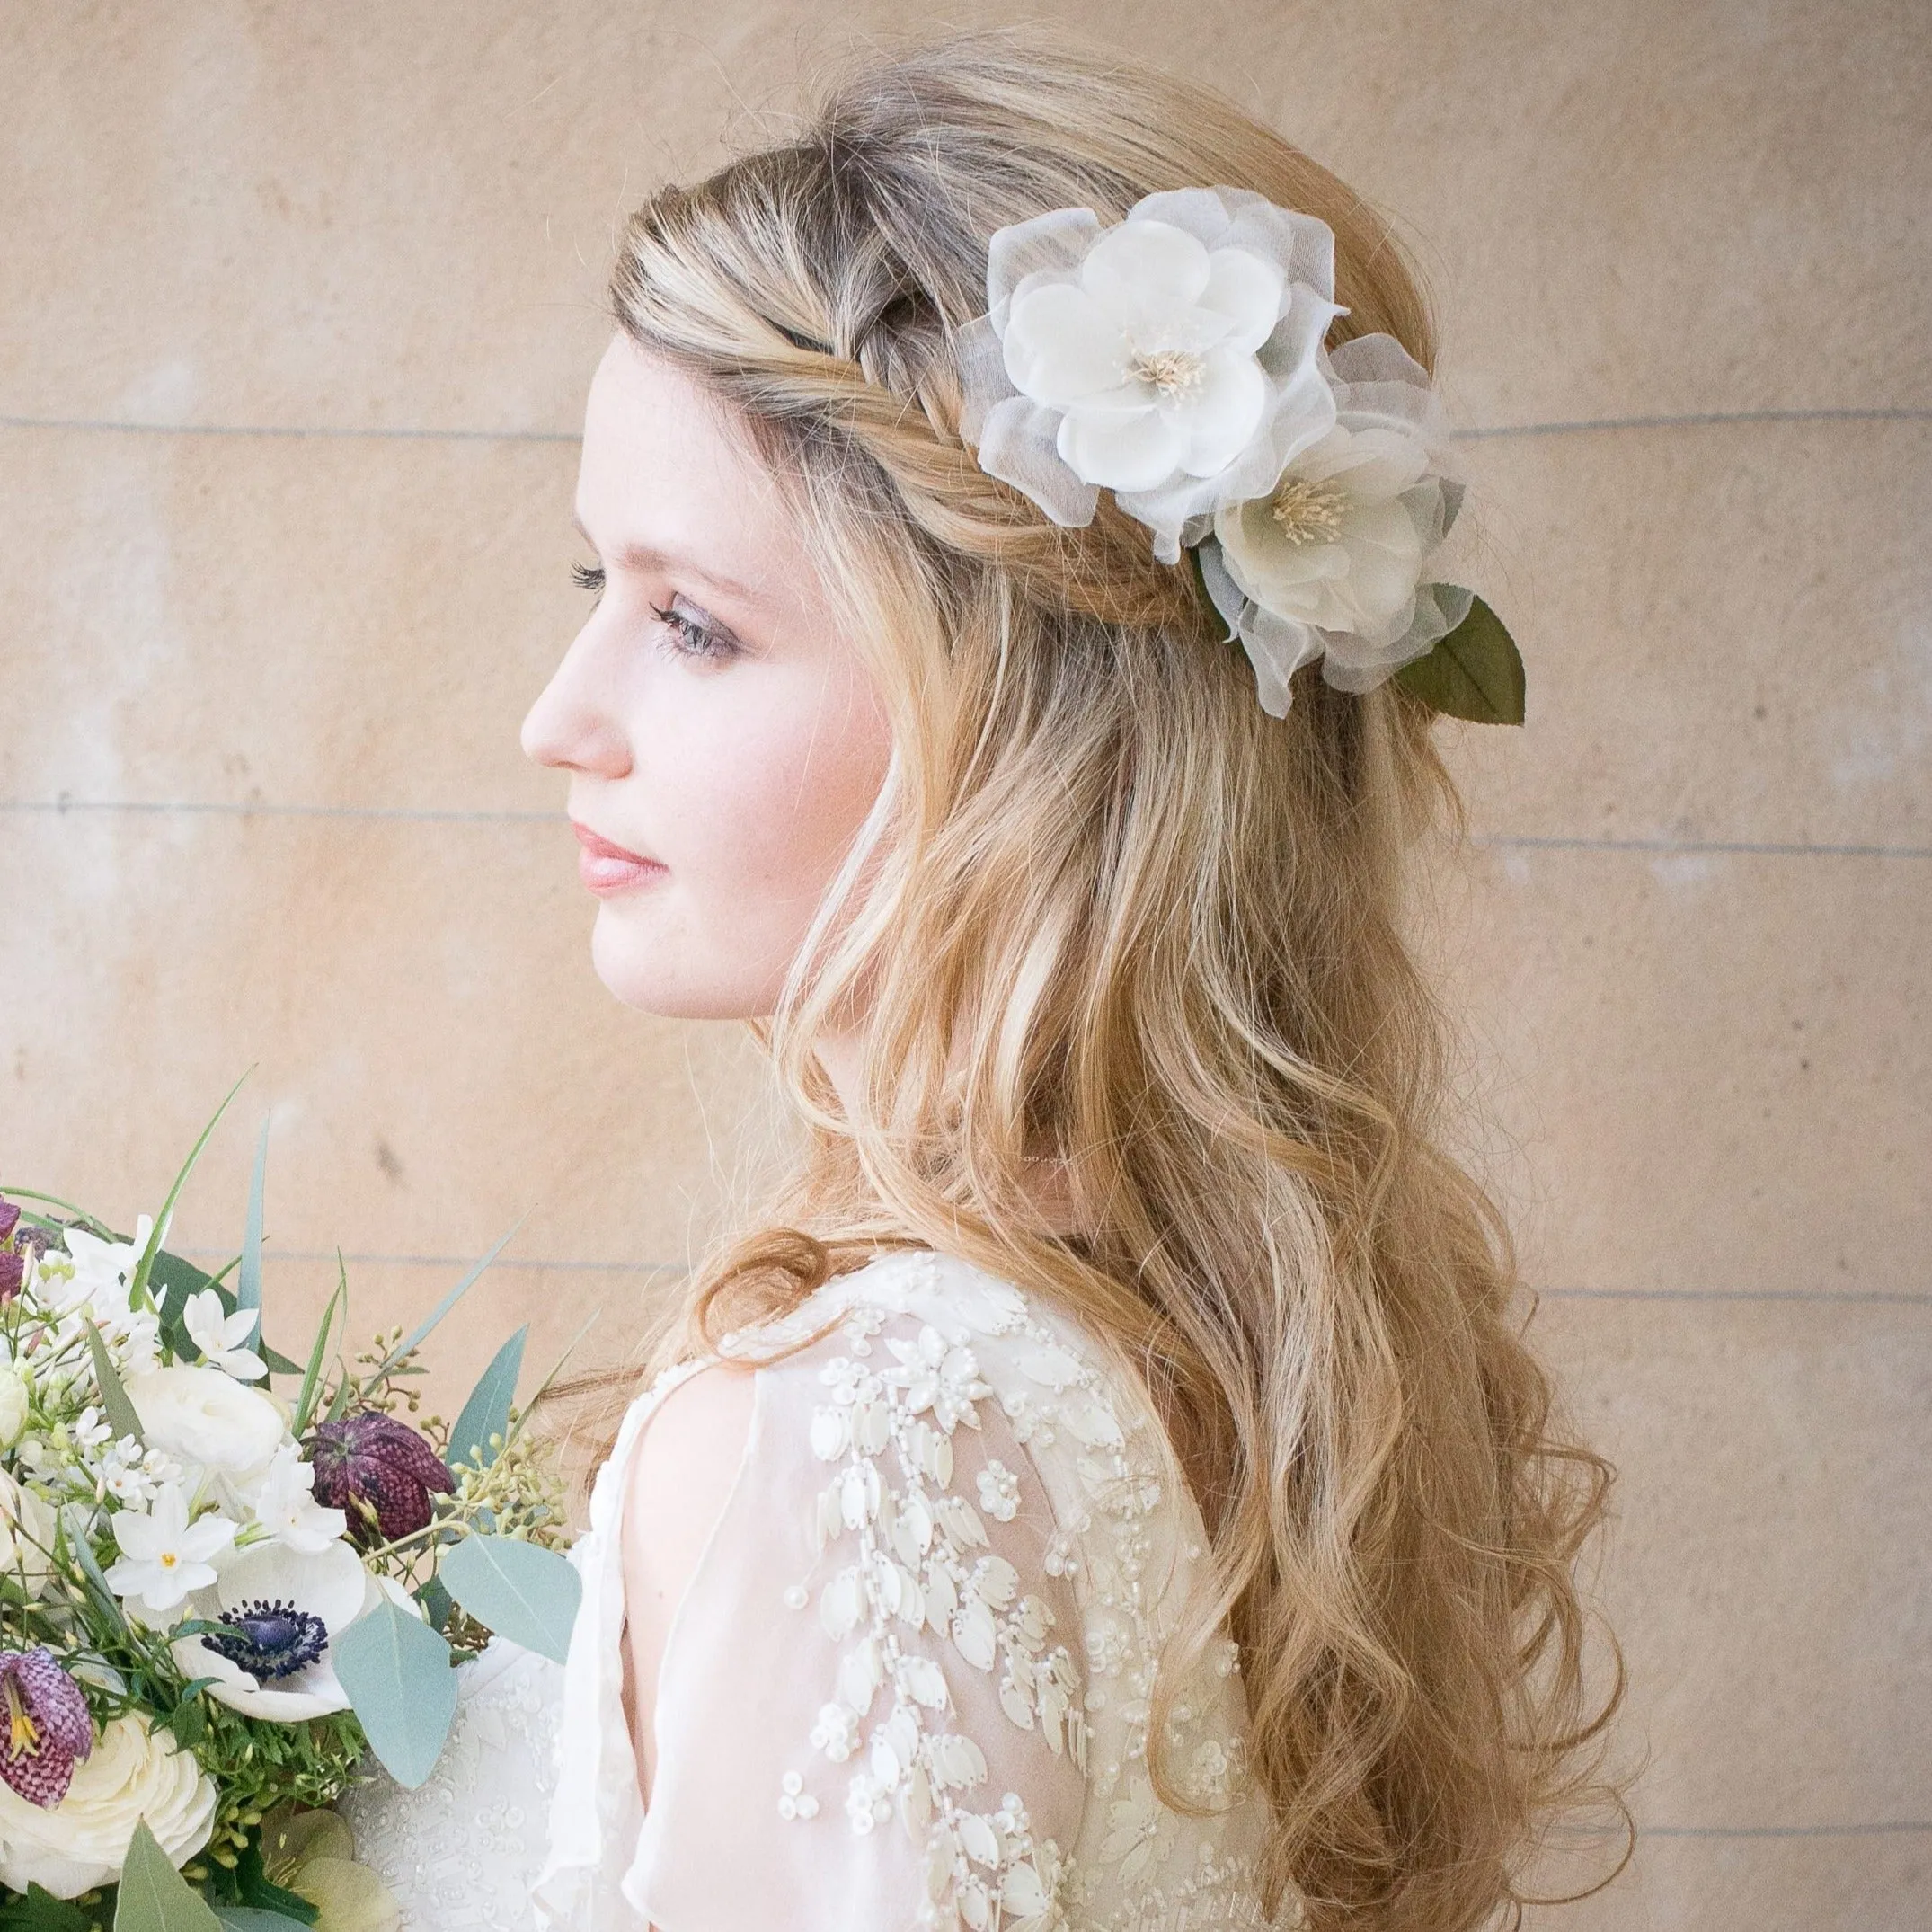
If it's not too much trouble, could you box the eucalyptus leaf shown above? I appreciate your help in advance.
[236,1116,270,1349]
[84,1325,146,1445]
[1394,593,1526,725]
[213,1912,315,1932]
[332,1600,457,1788]
[439,1533,581,1664]
[114,1820,222,1932]
[447,1327,527,1472]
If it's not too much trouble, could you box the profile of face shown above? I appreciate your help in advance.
[521,337,893,1020]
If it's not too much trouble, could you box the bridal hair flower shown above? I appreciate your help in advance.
[955,187,1525,723]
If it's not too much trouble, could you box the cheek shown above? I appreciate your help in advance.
[598,658,891,1018]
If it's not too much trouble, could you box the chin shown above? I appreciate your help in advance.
[589,910,779,1022]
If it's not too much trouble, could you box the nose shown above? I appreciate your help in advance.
[520,619,632,778]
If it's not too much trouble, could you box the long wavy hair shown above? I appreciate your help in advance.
[586,27,1623,1930]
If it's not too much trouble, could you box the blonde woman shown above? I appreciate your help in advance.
[347,29,1617,1932]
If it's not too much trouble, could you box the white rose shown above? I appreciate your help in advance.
[126,1364,285,1477]
[0,1713,216,1898]
[0,1367,28,1449]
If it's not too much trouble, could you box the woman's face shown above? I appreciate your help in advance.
[522,336,892,1019]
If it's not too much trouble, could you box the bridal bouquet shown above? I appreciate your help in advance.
[0,1090,582,1931]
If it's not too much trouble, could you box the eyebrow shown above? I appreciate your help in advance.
[572,516,775,612]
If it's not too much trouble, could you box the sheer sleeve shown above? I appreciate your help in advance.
[543,1306,1088,1932]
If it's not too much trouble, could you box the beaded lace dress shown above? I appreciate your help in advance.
[344,1250,1292,1929]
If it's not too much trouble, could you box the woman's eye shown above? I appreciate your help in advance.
[650,598,740,664]
[571,561,605,600]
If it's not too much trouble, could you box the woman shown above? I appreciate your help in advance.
[346,28,1617,1932]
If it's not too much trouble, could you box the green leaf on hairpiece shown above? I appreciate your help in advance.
[1395,593,1526,725]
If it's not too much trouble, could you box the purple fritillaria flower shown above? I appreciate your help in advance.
[0,1648,94,1808]
[305,1412,455,1546]
[0,1197,21,1304]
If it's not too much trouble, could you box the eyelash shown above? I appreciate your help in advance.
[570,563,739,663]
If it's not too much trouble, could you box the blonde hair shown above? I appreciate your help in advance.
[600,27,1622,1930]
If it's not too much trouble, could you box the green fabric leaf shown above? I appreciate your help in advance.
[446,1327,527,1473]
[439,1533,582,1664]
[85,1325,146,1445]
[0,1883,93,1932]
[331,1600,457,1789]
[1395,593,1526,725]
[115,1821,223,1932]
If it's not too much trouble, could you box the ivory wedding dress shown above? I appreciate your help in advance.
[343,1249,1289,1929]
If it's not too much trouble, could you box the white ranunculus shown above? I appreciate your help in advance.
[0,1712,217,1898]
[1200,333,1471,713]
[170,1538,407,1724]
[956,187,1343,563]
[126,1363,284,1477]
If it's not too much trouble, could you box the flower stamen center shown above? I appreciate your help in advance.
[1130,348,1206,402]
[1269,476,1351,544]
[4,1681,40,1759]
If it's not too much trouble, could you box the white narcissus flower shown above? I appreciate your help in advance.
[0,1712,217,1899]
[183,1288,268,1382]
[956,187,1343,563]
[53,1216,163,1320]
[126,1363,284,1478]
[103,1484,237,1614]
[247,1442,350,1553]
[171,1542,416,1723]
[1199,333,1473,714]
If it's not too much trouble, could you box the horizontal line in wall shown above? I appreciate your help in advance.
[3,405,1927,446]
[1640,1821,1932,1839]
[1455,404,1932,439]
[2,797,554,824]
[0,414,578,446]
[1480,833,1932,861]
[11,799,1928,862]
[176,1247,685,1274]
[1538,1286,1930,1307]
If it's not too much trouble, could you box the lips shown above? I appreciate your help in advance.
[571,820,665,895]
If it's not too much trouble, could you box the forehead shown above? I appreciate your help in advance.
[575,335,804,582]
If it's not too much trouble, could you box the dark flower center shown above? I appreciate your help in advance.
[207,1600,330,1680]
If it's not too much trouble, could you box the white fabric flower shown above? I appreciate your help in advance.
[0,1712,217,1898]
[126,1363,284,1477]
[246,1441,349,1553]
[1199,333,1472,713]
[183,1288,268,1382]
[956,187,1343,563]
[103,1483,237,1614]
[169,1538,402,1723]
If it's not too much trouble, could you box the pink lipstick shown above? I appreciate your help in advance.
[572,821,666,895]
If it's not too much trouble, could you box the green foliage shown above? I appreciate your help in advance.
[1395,593,1527,724]
[331,1601,457,1789]
[446,1329,527,1474]
[439,1533,580,1663]
[114,1824,220,1932]
[0,1886,97,1932]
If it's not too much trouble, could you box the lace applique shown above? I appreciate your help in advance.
[340,1642,562,1930]
[796,1313,1078,1930]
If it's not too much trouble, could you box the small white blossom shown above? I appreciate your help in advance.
[247,1443,348,1554]
[182,1289,267,1383]
[103,1484,236,1615]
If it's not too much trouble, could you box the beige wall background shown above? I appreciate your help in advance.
[4,2,1928,1925]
